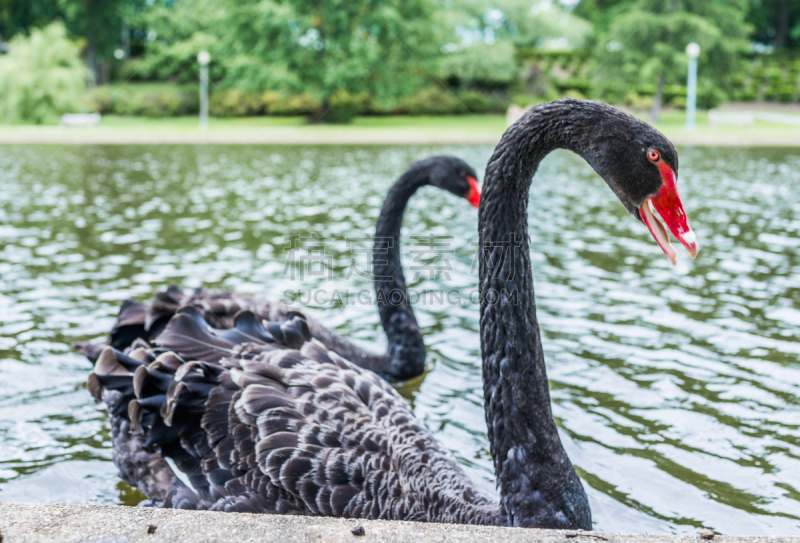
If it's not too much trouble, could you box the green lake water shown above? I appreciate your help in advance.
[0,144,798,534]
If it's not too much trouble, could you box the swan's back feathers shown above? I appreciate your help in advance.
[88,308,499,523]
[74,286,383,374]
[107,287,292,352]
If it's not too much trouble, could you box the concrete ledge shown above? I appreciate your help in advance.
[1,502,798,543]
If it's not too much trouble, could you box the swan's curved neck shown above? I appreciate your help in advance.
[479,102,593,529]
[372,165,429,380]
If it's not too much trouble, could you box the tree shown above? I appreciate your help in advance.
[58,0,145,84]
[0,0,61,49]
[747,0,800,50]
[227,0,440,122]
[0,0,145,83]
[442,0,591,49]
[590,0,751,121]
[131,0,440,122]
[0,22,89,123]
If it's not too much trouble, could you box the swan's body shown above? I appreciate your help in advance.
[90,310,499,520]
[82,99,697,528]
[79,156,480,383]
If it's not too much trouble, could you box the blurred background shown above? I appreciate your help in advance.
[1,0,800,536]
[0,0,797,130]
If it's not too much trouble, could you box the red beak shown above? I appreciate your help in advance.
[466,176,481,208]
[640,162,699,265]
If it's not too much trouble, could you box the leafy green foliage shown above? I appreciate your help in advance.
[589,0,751,116]
[456,90,490,113]
[88,84,199,116]
[209,89,263,117]
[438,41,519,89]
[0,0,63,40]
[444,0,591,49]
[0,22,89,123]
[747,0,800,50]
[121,32,220,84]
[265,92,322,116]
[401,87,463,115]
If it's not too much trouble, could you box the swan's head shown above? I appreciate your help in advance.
[585,104,698,265]
[426,156,481,208]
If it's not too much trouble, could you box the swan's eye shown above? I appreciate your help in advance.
[648,149,660,162]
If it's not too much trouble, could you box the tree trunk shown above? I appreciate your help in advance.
[122,19,130,60]
[85,0,101,84]
[86,39,101,84]
[650,73,664,123]
[775,0,790,49]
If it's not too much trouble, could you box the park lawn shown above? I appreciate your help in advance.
[638,109,800,142]
[0,110,796,144]
[95,114,508,135]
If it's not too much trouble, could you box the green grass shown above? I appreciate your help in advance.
[95,113,507,133]
[638,109,800,141]
[0,109,797,144]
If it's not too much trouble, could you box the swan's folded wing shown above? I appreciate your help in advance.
[89,307,414,515]
[88,308,497,522]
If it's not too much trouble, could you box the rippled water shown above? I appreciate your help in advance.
[0,144,798,535]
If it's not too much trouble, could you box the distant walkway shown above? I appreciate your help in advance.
[0,111,798,146]
[0,128,798,146]
[0,128,502,146]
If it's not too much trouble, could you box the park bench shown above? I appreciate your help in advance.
[708,109,755,130]
[60,113,101,127]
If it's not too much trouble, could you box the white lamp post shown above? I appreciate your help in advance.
[685,42,700,131]
[198,50,210,130]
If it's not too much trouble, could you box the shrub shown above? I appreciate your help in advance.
[315,90,371,123]
[663,85,687,105]
[562,90,586,100]
[484,93,511,114]
[766,85,781,101]
[671,97,687,109]
[219,57,301,94]
[401,87,462,115]
[697,83,727,109]
[779,85,796,103]
[766,66,782,87]
[521,64,558,100]
[456,91,490,113]
[591,80,627,104]
[555,78,592,94]
[86,85,198,117]
[267,93,321,116]
[209,88,263,117]
[88,86,115,114]
[438,41,519,90]
[509,93,546,108]
[121,32,220,84]
[0,22,90,124]
[736,88,757,102]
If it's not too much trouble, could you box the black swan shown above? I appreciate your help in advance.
[83,99,698,528]
[77,156,481,382]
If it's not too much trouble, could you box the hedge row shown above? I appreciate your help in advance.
[523,51,800,105]
[85,85,510,118]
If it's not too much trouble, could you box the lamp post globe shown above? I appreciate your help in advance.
[685,43,700,131]
[198,51,210,130]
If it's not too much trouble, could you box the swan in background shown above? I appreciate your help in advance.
[77,156,480,382]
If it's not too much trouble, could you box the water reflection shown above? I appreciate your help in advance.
[0,144,798,534]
